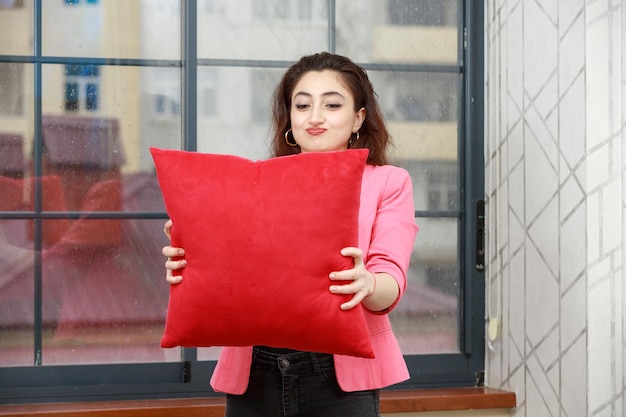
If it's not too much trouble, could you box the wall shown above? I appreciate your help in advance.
[485,1,626,417]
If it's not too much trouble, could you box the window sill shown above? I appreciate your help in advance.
[0,387,516,416]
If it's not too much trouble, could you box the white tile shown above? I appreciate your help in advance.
[558,0,585,38]
[561,335,588,417]
[506,3,524,118]
[527,197,559,276]
[535,327,560,371]
[558,75,586,168]
[526,353,559,416]
[508,205,525,257]
[588,256,611,287]
[612,137,623,177]
[523,0,558,98]
[588,279,614,410]
[524,132,559,222]
[560,205,587,290]
[508,249,526,352]
[526,244,559,346]
[586,143,610,191]
[559,22,585,94]
[585,0,610,25]
[559,173,585,223]
[601,179,622,252]
[586,19,612,150]
[525,103,559,167]
[560,275,586,348]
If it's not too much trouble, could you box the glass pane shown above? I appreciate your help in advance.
[0,1,32,55]
[0,63,31,146]
[336,0,459,64]
[393,217,459,354]
[198,346,221,361]
[37,64,181,210]
[0,219,34,367]
[40,218,173,365]
[368,71,459,212]
[42,0,182,60]
[197,66,282,159]
[197,0,328,60]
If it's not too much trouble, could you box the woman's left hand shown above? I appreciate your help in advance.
[328,247,376,311]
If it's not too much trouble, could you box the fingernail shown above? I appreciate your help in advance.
[181,260,187,267]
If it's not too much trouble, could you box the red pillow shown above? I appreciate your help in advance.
[150,148,374,358]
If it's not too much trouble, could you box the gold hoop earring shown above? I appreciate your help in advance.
[284,129,298,147]
[348,131,360,147]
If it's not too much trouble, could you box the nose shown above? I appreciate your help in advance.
[310,104,324,124]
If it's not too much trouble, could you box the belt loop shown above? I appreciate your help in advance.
[309,352,322,376]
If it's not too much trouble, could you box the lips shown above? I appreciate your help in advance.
[306,128,326,135]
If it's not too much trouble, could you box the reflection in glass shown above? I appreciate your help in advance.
[42,0,182,60]
[401,160,459,212]
[39,64,181,203]
[0,63,26,119]
[197,0,328,60]
[0,1,32,56]
[0,219,34,367]
[369,71,459,211]
[197,66,283,159]
[336,0,459,64]
[0,203,173,366]
[40,218,172,366]
[393,218,459,354]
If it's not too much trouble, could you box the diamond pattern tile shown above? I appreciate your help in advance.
[485,1,625,416]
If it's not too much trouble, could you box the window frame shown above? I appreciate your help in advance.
[0,0,484,403]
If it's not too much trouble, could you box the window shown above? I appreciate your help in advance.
[0,63,24,116]
[253,0,323,21]
[0,0,23,9]
[64,64,101,112]
[65,0,98,5]
[0,0,484,403]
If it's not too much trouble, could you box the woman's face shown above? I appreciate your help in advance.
[289,70,365,153]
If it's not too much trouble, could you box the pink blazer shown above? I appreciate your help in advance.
[210,164,418,393]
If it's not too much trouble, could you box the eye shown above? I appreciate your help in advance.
[326,103,342,109]
[294,103,309,110]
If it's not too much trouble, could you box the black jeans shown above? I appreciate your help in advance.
[224,347,380,417]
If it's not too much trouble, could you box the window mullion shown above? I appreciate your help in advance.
[183,0,197,152]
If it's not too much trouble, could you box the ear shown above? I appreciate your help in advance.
[353,107,366,132]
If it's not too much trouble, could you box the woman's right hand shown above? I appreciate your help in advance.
[162,219,186,284]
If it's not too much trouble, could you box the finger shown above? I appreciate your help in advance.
[329,281,359,295]
[328,270,356,282]
[165,259,185,284]
[340,246,364,263]
[163,219,173,239]
[162,246,184,257]
[165,258,187,271]
[165,268,183,284]
[340,293,366,310]
[329,280,370,309]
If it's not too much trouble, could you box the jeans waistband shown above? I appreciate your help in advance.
[252,346,334,376]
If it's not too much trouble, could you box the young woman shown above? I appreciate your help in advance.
[162,52,418,417]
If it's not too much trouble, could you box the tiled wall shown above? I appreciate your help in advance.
[484,1,625,416]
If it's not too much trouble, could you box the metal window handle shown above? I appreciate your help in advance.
[475,200,485,272]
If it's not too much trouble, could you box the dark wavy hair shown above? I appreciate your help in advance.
[270,52,391,165]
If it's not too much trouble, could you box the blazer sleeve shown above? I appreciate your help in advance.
[365,166,419,314]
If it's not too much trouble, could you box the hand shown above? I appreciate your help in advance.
[328,247,376,311]
[163,219,173,239]
[162,219,186,284]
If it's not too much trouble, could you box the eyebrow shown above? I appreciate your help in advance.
[293,91,346,99]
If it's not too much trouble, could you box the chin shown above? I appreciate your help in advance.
[301,144,349,153]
